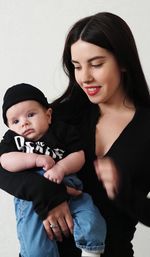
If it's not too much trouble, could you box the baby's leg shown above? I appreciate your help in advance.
[69,193,106,257]
[14,197,60,257]
[14,168,60,257]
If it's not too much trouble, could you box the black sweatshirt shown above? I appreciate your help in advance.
[0,120,82,220]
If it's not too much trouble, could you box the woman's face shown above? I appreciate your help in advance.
[71,40,124,105]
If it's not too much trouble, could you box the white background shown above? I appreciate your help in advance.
[0,0,150,256]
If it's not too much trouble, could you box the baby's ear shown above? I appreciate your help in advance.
[47,108,52,124]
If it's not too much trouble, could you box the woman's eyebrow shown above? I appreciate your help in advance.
[87,56,106,62]
[72,56,106,63]
[71,60,79,64]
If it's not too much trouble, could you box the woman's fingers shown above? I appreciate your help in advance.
[103,181,116,199]
[94,157,119,198]
[43,219,55,240]
[56,202,74,234]
[57,217,70,237]
[43,201,73,241]
[63,211,74,234]
[66,186,82,197]
[49,221,63,242]
[94,159,101,180]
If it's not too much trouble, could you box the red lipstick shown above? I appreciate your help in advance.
[84,86,101,96]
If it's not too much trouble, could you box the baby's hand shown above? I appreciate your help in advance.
[36,155,55,171]
[44,163,65,184]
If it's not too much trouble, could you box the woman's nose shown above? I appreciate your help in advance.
[81,68,93,84]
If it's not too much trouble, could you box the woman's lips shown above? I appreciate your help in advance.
[84,86,101,96]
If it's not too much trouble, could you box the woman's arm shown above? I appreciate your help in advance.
[116,185,150,226]
[94,156,150,226]
[0,153,74,239]
[0,164,69,220]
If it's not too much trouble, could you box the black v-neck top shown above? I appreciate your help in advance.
[75,104,150,225]
[62,102,150,256]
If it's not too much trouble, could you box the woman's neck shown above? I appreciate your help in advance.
[98,98,135,116]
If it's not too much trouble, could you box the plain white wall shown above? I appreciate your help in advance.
[0,0,150,256]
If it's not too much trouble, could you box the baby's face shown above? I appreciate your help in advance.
[7,100,52,141]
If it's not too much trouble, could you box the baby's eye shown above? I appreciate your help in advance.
[28,112,35,117]
[13,119,19,124]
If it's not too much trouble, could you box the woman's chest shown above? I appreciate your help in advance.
[95,111,135,157]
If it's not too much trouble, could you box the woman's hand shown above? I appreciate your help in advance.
[94,157,119,199]
[43,201,73,241]
[66,186,82,197]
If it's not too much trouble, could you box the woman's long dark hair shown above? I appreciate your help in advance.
[52,12,150,108]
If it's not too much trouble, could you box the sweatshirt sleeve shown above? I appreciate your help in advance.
[131,190,150,226]
[0,166,68,220]
[114,175,150,226]
[108,147,150,227]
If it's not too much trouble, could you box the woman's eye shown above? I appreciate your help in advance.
[91,63,103,67]
[74,66,81,70]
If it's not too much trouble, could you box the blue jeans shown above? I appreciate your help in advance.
[15,173,106,257]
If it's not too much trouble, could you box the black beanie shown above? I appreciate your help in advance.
[2,83,50,125]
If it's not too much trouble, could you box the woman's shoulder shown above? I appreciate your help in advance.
[133,107,150,135]
[53,99,96,124]
[136,106,150,121]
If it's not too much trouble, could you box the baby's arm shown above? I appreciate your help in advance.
[1,152,55,172]
[44,150,85,183]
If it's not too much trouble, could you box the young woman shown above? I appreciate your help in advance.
[0,12,150,257]
[53,11,150,257]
